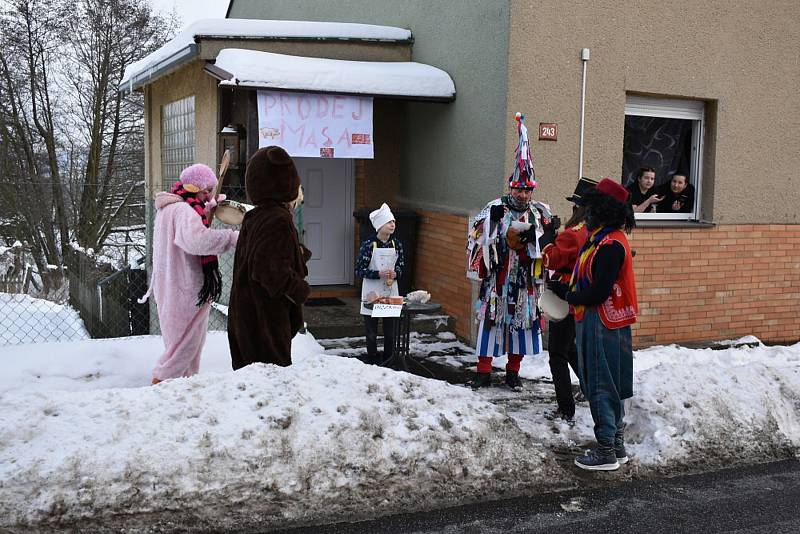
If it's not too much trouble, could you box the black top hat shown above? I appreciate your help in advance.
[565,177,598,204]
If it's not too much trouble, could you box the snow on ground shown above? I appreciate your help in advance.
[0,332,558,530]
[1,332,799,530]
[0,293,89,345]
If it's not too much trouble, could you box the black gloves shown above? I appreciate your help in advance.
[547,280,569,300]
[538,230,555,249]
[490,204,505,222]
[518,226,538,244]
[538,216,560,249]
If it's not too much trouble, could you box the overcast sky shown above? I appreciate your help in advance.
[150,0,230,31]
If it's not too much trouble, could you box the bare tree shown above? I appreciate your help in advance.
[62,0,173,251]
[0,0,68,294]
[0,0,174,295]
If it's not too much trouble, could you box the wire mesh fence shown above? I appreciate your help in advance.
[0,246,150,345]
[0,221,241,347]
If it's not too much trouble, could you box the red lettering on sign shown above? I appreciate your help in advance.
[337,128,351,147]
[297,97,311,120]
[316,95,330,118]
[321,126,333,147]
[332,96,345,119]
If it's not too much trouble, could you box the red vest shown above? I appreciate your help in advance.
[576,229,638,329]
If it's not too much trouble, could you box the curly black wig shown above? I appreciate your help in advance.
[583,188,636,233]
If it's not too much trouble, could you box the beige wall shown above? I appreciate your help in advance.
[199,38,410,62]
[508,0,800,224]
[144,61,219,199]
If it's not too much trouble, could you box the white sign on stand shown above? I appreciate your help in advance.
[370,304,403,318]
[256,90,374,159]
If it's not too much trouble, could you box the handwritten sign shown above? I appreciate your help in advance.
[257,90,374,159]
[371,303,403,318]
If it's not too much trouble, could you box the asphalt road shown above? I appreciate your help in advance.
[282,459,800,534]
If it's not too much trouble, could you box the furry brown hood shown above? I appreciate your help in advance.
[245,146,300,205]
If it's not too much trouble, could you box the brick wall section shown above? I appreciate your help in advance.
[414,215,800,347]
[629,224,800,346]
[414,209,473,340]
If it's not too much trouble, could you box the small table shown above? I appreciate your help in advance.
[392,301,442,376]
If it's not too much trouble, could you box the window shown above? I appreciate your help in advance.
[161,96,195,189]
[622,95,705,220]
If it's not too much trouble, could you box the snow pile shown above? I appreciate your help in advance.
[627,342,800,468]
[0,293,89,345]
[1,332,799,530]
[0,335,556,529]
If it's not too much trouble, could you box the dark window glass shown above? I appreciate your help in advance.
[622,115,692,190]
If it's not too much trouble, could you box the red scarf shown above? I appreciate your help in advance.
[171,181,222,306]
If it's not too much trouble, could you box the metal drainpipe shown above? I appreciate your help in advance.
[578,48,590,180]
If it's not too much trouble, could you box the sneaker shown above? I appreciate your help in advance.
[615,445,629,464]
[467,372,492,389]
[614,432,629,464]
[574,447,620,471]
[544,409,575,426]
[504,371,523,391]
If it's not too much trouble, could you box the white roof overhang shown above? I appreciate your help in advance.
[119,18,413,94]
[206,48,456,102]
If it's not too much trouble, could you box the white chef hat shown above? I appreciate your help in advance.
[369,203,395,231]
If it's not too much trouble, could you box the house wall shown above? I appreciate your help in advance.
[506,0,800,224]
[497,0,800,346]
[144,61,219,199]
[222,1,800,347]
[227,0,513,214]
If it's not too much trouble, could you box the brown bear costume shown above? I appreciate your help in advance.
[228,146,311,370]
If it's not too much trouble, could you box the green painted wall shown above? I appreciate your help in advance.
[228,0,511,215]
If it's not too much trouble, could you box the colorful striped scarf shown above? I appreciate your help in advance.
[569,226,615,316]
[171,181,222,306]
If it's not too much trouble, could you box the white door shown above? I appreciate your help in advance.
[294,158,354,285]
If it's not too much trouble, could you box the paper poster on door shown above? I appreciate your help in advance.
[257,90,374,159]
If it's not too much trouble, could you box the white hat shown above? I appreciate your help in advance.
[369,203,395,231]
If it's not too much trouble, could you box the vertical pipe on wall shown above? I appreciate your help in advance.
[578,48,590,180]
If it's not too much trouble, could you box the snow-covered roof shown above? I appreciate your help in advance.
[120,18,413,92]
[209,48,456,101]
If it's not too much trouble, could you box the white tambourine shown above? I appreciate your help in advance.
[539,286,569,322]
[215,200,253,226]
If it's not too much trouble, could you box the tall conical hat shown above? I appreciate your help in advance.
[508,112,536,190]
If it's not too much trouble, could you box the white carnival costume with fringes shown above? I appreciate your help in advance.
[468,196,551,356]
[466,113,552,359]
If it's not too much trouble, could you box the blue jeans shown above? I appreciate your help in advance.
[575,308,633,447]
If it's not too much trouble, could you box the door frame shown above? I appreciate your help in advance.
[342,158,355,286]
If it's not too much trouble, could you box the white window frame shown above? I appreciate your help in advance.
[625,95,705,221]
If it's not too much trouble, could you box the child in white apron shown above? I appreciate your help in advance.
[355,203,405,365]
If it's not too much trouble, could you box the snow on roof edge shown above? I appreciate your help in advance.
[120,19,413,91]
[212,48,456,101]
